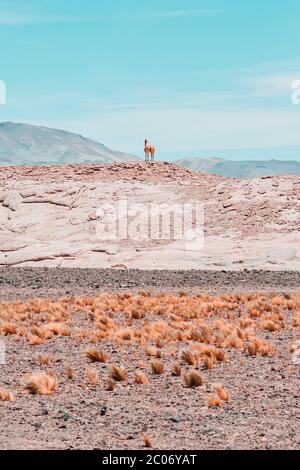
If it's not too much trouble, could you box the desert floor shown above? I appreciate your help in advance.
[0,268,299,450]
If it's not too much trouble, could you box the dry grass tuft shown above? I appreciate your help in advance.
[109,365,126,382]
[145,346,161,358]
[292,313,300,327]
[259,320,282,332]
[131,309,145,319]
[87,367,99,385]
[0,390,14,401]
[106,379,115,391]
[247,339,276,357]
[206,394,222,407]
[184,370,203,388]
[181,350,198,366]
[213,385,230,401]
[134,371,148,384]
[171,362,182,377]
[66,367,74,380]
[143,434,153,448]
[29,335,43,345]
[85,348,109,363]
[25,372,58,395]
[37,354,53,366]
[215,350,226,362]
[202,356,215,370]
[247,342,258,356]
[150,359,164,375]
[1,322,17,335]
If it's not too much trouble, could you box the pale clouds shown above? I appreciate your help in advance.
[239,58,300,97]
[42,107,300,155]
[0,12,92,25]
[246,74,300,97]
[161,9,224,18]
[0,5,223,25]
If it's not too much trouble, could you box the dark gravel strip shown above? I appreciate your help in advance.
[0,268,299,297]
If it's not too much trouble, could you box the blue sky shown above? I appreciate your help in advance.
[0,0,300,160]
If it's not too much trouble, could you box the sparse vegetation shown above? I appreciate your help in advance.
[150,359,164,375]
[25,372,58,395]
[171,362,182,377]
[106,379,115,391]
[0,290,297,436]
[202,356,215,370]
[109,365,126,382]
[85,348,109,363]
[0,390,14,401]
[184,370,203,388]
[37,354,53,366]
[181,350,198,366]
[134,371,148,384]
[145,346,161,358]
[0,322,17,335]
[66,367,74,380]
[86,367,99,385]
[143,434,153,448]
[213,385,230,401]
[206,394,222,408]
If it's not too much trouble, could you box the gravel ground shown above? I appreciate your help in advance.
[0,268,299,450]
[0,268,300,301]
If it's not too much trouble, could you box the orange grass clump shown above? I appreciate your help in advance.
[214,350,226,362]
[247,339,276,357]
[202,356,215,370]
[0,390,14,401]
[150,359,164,375]
[29,336,43,346]
[1,322,17,335]
[145,347,161,358]
[106,379,115,391]
[66,367,74,380]
[134,371,148,384]
[206,394,222,407]
[213,385,230,401]
[87,367,99,385]
[37,354,53,366]
[143,434,153,448]
[292,314,300,328]
[184,370,203,388]
[25,372,58,395]
[181,350,198,366]
[131,309,145,320]
[171,362,182,377]
[258,320,282,332]
[109,365,126,382]
[85,349,109,363]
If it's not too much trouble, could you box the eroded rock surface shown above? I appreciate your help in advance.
[0,162,299,269]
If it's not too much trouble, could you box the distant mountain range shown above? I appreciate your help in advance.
[0,122,299,177]
[175,157,300,178]
[175,157,224,173]
[0,122,139,165]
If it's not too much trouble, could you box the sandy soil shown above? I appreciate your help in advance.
[0,269,299,450]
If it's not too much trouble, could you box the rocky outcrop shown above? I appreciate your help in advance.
[0,162,299,269]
